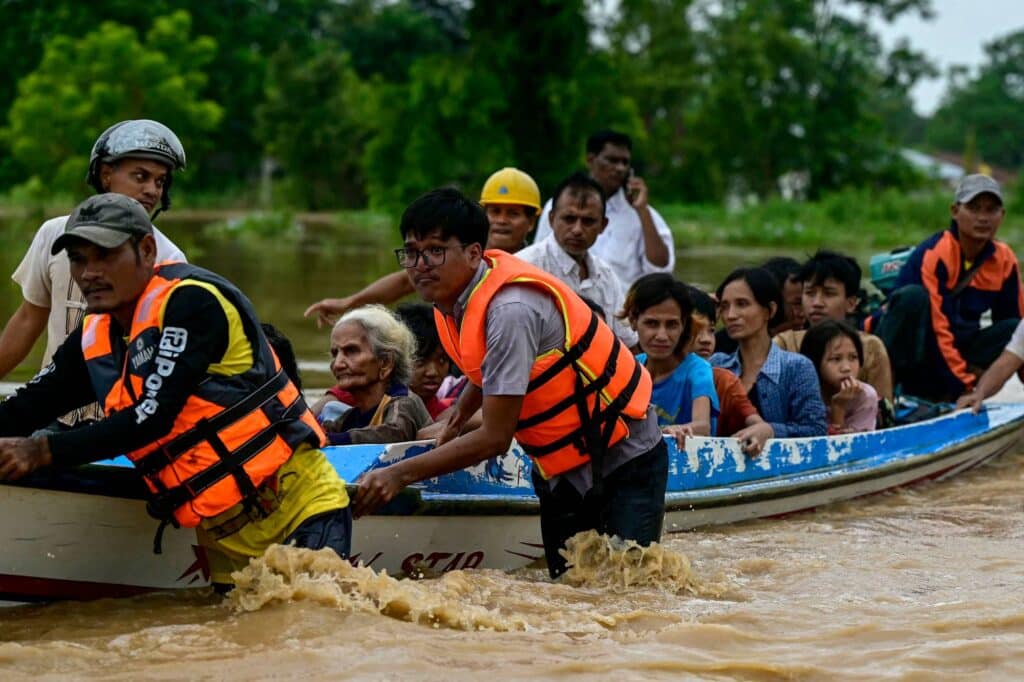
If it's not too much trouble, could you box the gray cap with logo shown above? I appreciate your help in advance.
[954,174,1003,205]
[51,193,154,255]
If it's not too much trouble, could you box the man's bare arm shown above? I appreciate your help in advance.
[353,393,523,516]
[304,271,414,327]
[0,300,49,379]
[957,350,1022,412]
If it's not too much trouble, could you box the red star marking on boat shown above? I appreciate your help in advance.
[176,545,211,584]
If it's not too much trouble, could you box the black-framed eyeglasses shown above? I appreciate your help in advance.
[394,244,468,268]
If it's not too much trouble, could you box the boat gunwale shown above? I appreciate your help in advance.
[3,406,1021,518]
[359,407,1024,516]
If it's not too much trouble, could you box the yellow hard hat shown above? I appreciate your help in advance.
[480,167,541,211]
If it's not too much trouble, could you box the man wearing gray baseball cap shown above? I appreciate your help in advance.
[0,193,352,592]
[51,193,155,254]
[867,174,1024,403]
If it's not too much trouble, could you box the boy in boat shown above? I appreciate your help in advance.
[515,172,638,348]
[774,250,893,403]
[533,130,675,288]
[354,188,667,579]
[0,194,350,591]
[867,175,1024,402]
[0,120,188,427]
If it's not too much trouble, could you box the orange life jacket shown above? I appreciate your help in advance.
[81,262,325,530]
[434,251,651,479]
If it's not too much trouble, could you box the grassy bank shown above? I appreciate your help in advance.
[4,185,1024,252]
[660,187,1024,252]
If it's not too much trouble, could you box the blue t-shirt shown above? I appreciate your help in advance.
[638,352,720,433]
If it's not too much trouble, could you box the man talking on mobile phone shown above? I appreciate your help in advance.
[533,130,675,288]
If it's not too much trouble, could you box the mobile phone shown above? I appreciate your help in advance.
[623,167,636,201]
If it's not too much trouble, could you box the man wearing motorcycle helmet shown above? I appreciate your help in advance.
[0,120,188,426]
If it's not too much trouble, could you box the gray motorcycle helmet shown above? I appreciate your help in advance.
[86,120,186,213]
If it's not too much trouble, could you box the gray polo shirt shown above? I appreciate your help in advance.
[448,261,661,495]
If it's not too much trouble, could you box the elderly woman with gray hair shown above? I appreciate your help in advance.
[315,305,432,445]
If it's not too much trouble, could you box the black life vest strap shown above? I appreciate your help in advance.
[520,315,620,429]
[520,356,638,456]
[516,370,611,430]
[134,369,291,477]
[519,326,631,445]
[526,313,600,392]
[145,425,281,525]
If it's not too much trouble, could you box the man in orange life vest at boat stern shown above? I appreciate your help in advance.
[354,187,669,578]
[0,193,350,591]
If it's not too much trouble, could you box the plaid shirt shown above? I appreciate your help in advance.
[711,342,827,438]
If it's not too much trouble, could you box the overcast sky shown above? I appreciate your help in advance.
[873,0,1024,115]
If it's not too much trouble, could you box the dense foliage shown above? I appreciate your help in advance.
[928,30,1024,172]
[0,0,1018,211]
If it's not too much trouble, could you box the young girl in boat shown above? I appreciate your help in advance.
[799,320,878,434]
[711,267,827,451]
[623,273,718,446]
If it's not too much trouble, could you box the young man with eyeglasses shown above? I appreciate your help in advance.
[866,174,1024,402]
[533,130,675,288]
[357,188,667,579]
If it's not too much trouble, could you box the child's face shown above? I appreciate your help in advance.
[820,335,860,390]
[803,276,857,326]
[633,298,685,361]
[409,347,450,401]
[692,314,715,359]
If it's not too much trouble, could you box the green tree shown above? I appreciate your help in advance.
[604,0,932,201]
[1,11,222,198]
[876,40,937,146]
[362,0,642,208]
[257,47,372,209]
[0,1,337,192]
[603,0,701,199]
[362,55,515,209]
[928,29,1024,170]
[256,0,467,209]
[322,0,467,81]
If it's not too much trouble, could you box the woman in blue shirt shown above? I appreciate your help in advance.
[711,267,827,453]
[624,274,719,447]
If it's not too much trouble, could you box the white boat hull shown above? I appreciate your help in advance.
[2,404,1022,605]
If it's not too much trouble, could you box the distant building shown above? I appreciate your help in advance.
[900,149,963,182]
[901,149,1017,187]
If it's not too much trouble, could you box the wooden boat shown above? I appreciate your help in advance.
[2,404,1022,605]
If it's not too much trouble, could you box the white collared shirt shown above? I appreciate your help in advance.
[515,236,638,347]
[534,187,675,287]
[12,215,187,367]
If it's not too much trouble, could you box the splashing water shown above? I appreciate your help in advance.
[559,530,699,593]
[228,544,528,631]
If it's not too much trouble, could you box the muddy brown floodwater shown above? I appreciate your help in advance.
[3,448,1024,681]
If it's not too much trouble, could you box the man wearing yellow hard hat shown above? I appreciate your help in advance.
[304,167,541,326]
